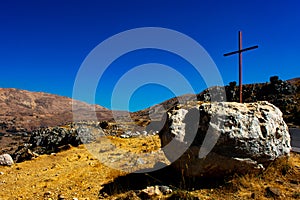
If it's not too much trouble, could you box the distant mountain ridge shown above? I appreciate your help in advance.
[0,76,299,134]
[0,88,112,133]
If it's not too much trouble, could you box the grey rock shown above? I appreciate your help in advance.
[11,123,105,162]
[136,158,145,165]
[141,186,162,196]
[158,185,172,194]
[265,186,281,197]
[44,191,52,196]
[133,131,140,137]
[0,154,14,166]
[12,144,35,163]
[120,134,130,138]
[142,131,148,135]
[160,101,291,177]
[29,127,82,154]
[125,131,132,135]
[141,185,173,196]
[58,194,65,200]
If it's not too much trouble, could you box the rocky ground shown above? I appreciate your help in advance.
[0,100,299,199]
[0,135,299,200]
[0,76,300,199]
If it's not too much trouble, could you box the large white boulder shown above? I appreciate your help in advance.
[159,101,291,177]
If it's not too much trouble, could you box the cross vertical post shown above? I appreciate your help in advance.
[238,31,243,103]
[224,31,258,103]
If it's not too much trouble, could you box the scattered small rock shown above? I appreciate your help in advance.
[136,158,145,165]
[141,185,172,197]
[58,194,65,200]
[290,179,299,185]
[120,134,130,138]
[12,144,35,163]
[142,186,162,196]
[265,186,281,197]
[0,154,14,166]
[44,191,52,196]
[158,185,172,194]
[142,131,147,135]
[275,179,284,184]
[0,172,4,175]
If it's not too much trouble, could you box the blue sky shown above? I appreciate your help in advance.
[0,0,299,111]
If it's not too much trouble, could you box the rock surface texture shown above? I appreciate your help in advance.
[0,88,111,133]
[12,123,105,162]
[0,154,14,166]
[160,101,291,177]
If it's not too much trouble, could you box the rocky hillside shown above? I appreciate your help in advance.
[1,76,298,134]
[135,76,300,127]
[0,88,112,133]
[197,76,300,126]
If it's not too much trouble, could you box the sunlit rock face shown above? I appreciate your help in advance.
[159,101,291,177]
[0,154,14,166]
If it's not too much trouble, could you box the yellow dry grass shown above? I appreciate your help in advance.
[0,135,299,200]
[0,145,123,199]
[107,135,161,154]
[230,153,300,200]
[0,135,165,200]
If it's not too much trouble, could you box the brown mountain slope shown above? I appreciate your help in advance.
[0,88,112,133]
[287,77,300,85]
[1,76,299,135]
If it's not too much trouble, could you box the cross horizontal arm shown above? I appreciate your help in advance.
[224,45,258,56]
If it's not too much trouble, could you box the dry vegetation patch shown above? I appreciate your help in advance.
[0,136,299,200]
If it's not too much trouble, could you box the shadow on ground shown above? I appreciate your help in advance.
[99,164,226,197]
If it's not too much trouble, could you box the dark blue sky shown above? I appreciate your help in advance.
[0,0,299,111]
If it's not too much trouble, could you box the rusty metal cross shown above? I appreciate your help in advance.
[224,31,258,103]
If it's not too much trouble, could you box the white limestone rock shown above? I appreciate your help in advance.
[159,101,291,177]
[0,154,14,166]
